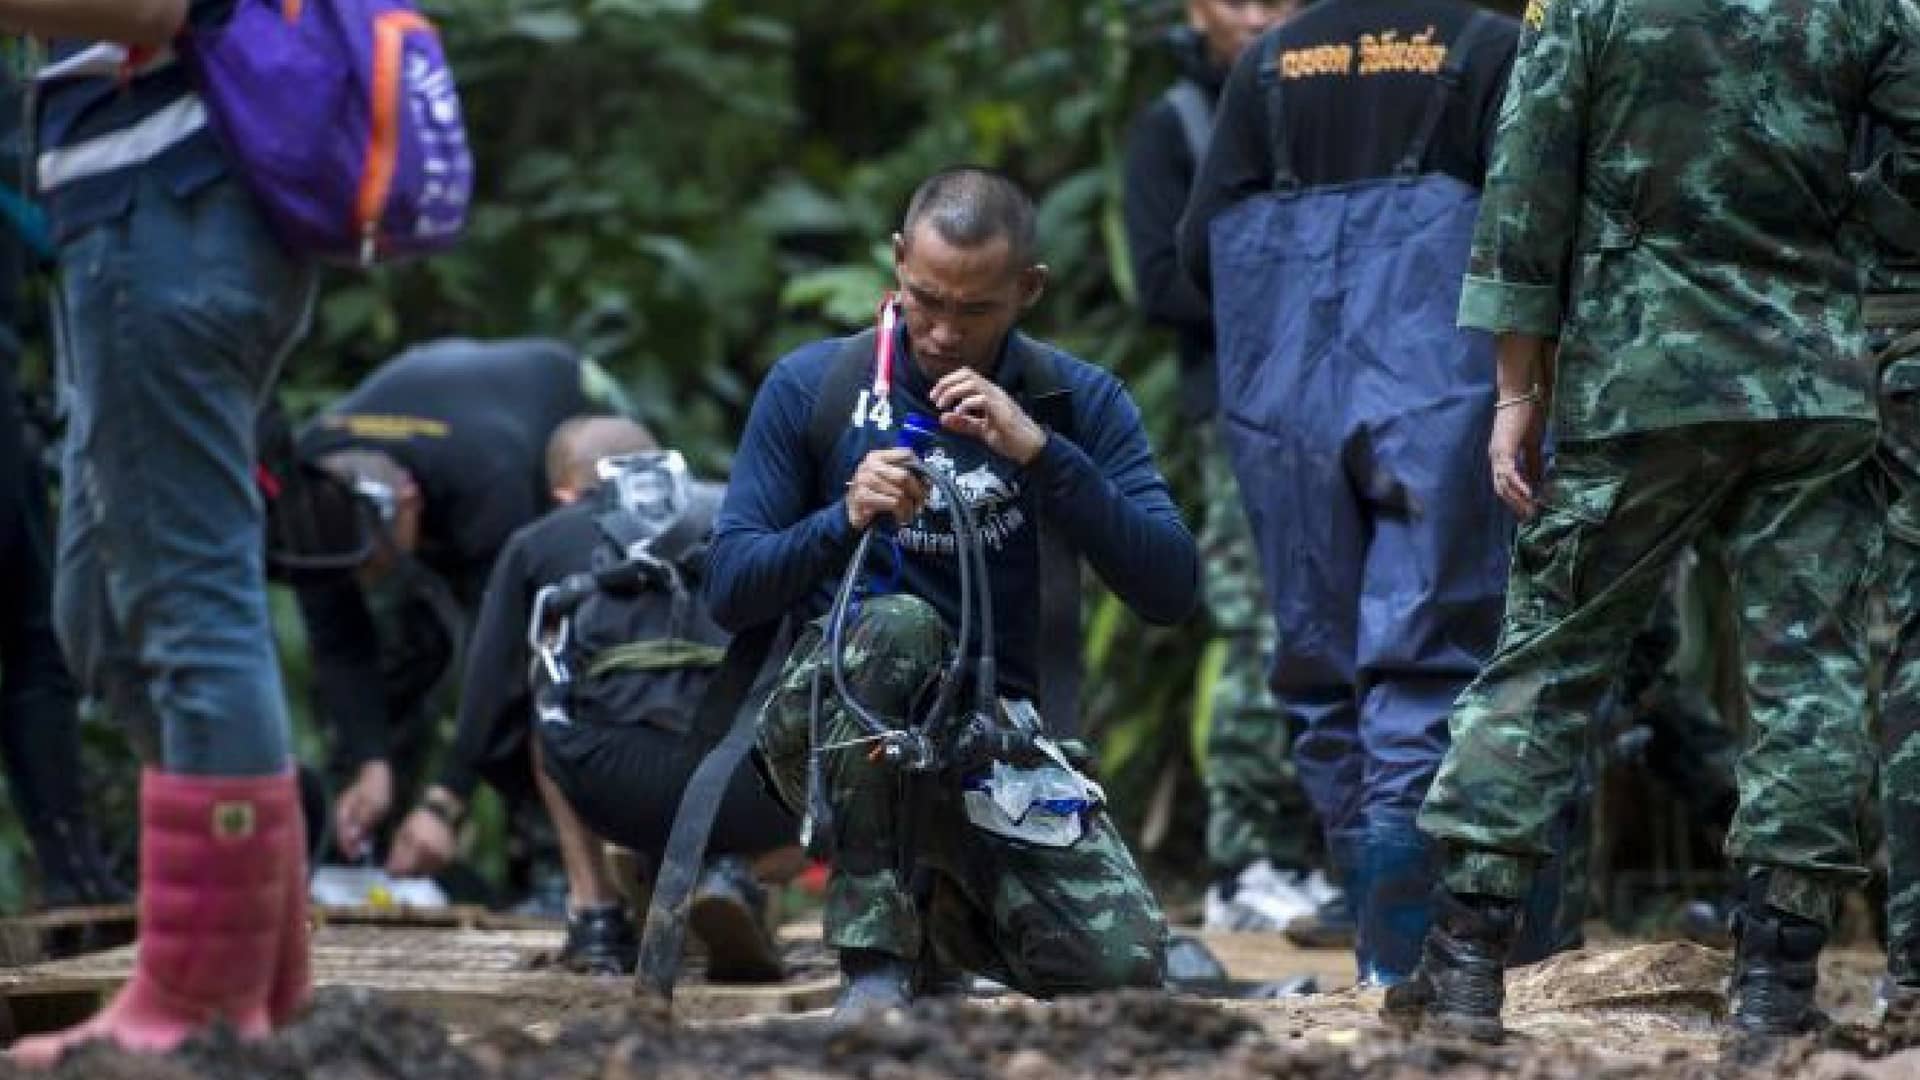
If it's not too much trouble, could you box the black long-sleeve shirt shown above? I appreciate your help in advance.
[1178,0,1517,296]
[1122,63,1225,419]
[296,339,593,773]
[707,330,1198,699]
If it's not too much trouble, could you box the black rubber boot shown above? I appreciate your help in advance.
[27,813,131,909]
[1727,888,1828,1036]
[913,950,971,998]
[3,683,130,909]
[1883,934,1920,1025]
[1288,827,1361,952]
[557,904,638,976]
[689,856,785,984]
[1285,894,1357,951]
[833,948,915,1021]
[1382,887,1518,1043]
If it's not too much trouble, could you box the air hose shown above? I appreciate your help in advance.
[801,422,1020,851]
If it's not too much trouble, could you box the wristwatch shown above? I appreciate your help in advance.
[418,788,467,831]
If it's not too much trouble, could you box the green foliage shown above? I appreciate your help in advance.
[334,0,1216,877]
[2,0,1223,912]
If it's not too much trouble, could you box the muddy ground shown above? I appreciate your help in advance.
[1,942,1915,1079]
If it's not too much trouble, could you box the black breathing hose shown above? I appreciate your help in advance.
[825,458,993,750]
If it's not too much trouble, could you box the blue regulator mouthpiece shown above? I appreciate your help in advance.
[897,411,938,455]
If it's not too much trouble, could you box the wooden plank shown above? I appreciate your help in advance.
[0,922,836,1040]
[310,903,559,932]
[0,905,138,968]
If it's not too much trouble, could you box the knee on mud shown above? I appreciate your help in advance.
[1013,917,1167,996]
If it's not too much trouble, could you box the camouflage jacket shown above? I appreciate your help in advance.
[1457,0,1920,440]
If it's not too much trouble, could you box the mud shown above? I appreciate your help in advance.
[2,980,1916,1080]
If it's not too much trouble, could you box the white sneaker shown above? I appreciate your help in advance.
[1204,883,1271,931]
[1203,860,1320,932]
[1303,868,1341,907]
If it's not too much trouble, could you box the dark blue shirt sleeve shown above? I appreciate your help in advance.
[295,576,391,771]
[706,354,859,631]
[1024,373,1198,626]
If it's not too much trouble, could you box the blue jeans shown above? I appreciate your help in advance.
[52,171,314,776]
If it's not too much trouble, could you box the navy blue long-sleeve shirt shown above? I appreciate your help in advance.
[708,329,1198,698]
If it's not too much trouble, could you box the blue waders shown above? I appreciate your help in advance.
[1208,12,1550,984]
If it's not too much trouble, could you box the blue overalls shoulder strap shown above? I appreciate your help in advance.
[1394,10,1500,179]
[1263,8,1502,195]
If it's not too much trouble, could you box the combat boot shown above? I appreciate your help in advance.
[557,904,638,976]
[689,856,785,983]
[1381,887,1518,1043]
[911,942,974,998]
[832,948,914,1021]
[1285,894,1357,950]
[1875,974,1920,1025]
[1727,893,1828,1036]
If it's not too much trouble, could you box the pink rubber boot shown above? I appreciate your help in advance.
[10,769,298,1067]
[267,790,313,1026]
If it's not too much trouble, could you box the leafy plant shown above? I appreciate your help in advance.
[2,0,1225,913]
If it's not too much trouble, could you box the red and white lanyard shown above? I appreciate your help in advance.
[858,293,901,433]
[873,293,901,401]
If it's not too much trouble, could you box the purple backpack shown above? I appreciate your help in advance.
[183,0,473,265]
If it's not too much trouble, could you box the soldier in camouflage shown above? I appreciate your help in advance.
[708,169,1198,1018]
[1386,0,1920,1043]
[1859,133,1920,1016]
[1871,300,1920,1020]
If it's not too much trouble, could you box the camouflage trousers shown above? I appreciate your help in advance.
[1872,336,1920,983]
[755,594,1167,995]
[1420,420,1879,928]
[1196,421,1316,875]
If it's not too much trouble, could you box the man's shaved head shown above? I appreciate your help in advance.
[546,416,659,497]
[901,167,1040,269]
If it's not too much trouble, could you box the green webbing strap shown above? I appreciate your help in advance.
[584,639,728,678]
[1865,293,1920,332]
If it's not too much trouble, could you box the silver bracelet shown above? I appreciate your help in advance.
[1495,387,1542,411]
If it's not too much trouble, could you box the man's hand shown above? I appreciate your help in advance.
[334,760,394,860]
[930,368,1048,465]
[386,807,456,877]
[1488,333,1554,521]
[1489,397,1548,520]
[845,447,931,531]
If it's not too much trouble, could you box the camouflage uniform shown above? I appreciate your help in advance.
[1417,0,1920,929]
[1868,292,1920,985]
[1197,422,1314,876]
[756,594,1168,996]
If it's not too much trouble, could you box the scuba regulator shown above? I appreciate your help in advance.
[528,451,714,726]
[804,405,1101,853]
